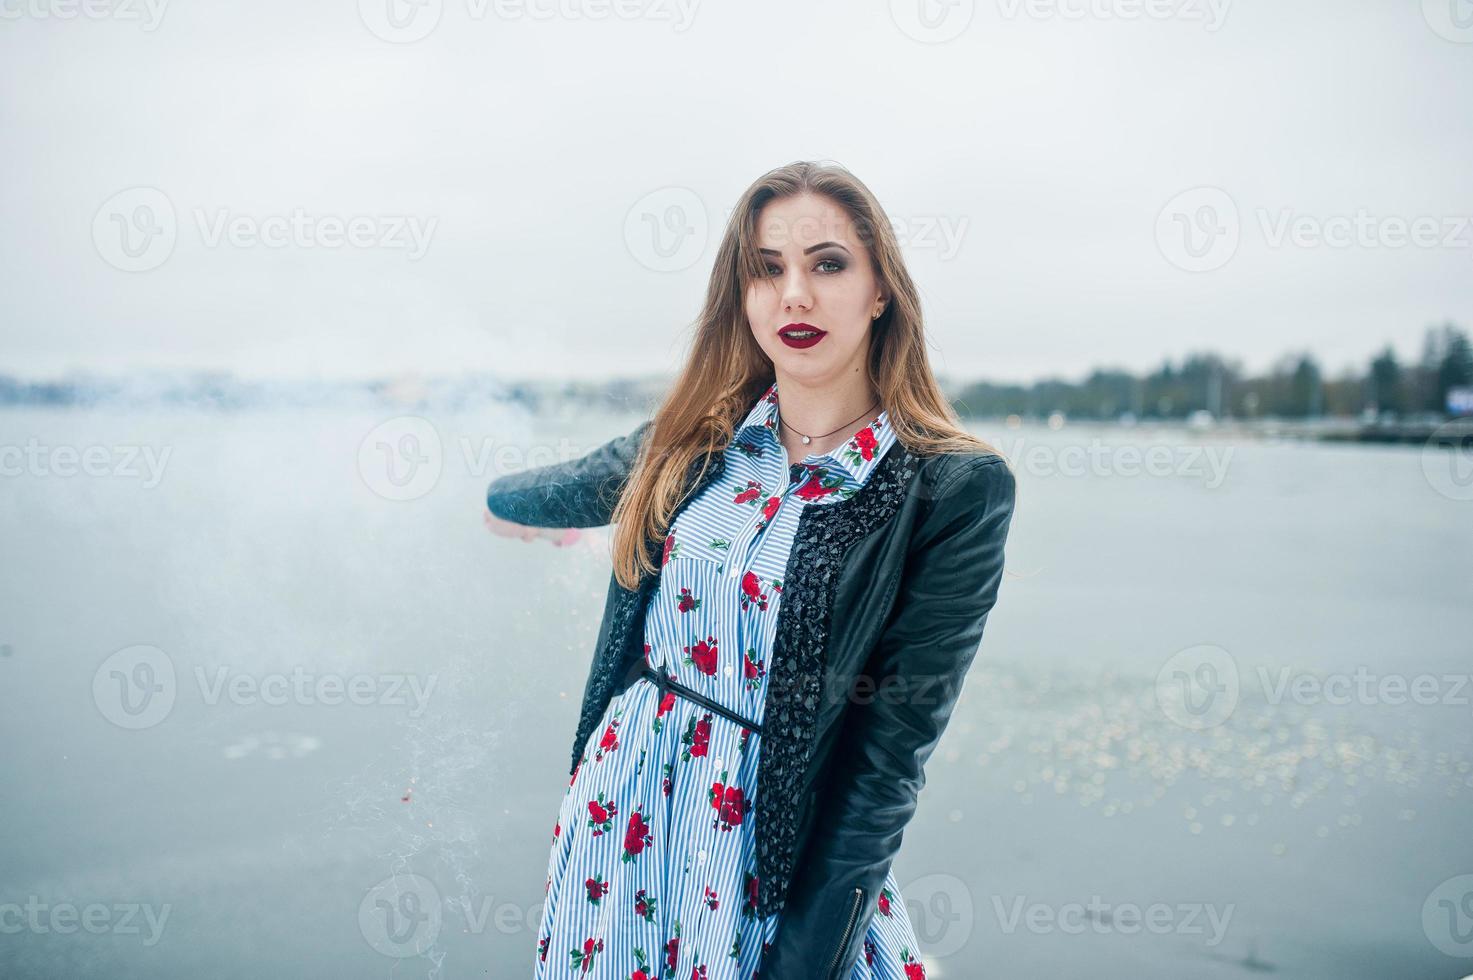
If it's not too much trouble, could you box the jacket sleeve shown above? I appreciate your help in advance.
[760,454,1017,980]
[484,418,654,529]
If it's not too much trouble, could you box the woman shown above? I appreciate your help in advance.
[486,161,1018,980]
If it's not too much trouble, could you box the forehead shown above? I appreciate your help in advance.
[754,192,859,251]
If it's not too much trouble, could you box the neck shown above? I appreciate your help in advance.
[773,371,881,461]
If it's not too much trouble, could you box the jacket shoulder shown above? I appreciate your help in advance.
[914,448,1015,512]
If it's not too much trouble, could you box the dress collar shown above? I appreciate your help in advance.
[735,379,896,485]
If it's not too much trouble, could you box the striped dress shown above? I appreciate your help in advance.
[532,380,928,980]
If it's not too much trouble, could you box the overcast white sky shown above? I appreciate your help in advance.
[1,0,1469,385]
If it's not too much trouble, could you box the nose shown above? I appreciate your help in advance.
[781,272,812,313]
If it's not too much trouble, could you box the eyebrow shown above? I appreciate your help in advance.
[758,241,853,257]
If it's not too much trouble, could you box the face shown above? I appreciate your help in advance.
[744,192,887,386]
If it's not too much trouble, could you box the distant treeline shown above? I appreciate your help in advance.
[953,322,1472,421]
[2,322,1469,419]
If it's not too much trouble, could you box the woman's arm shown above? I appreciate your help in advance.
[484,418,654,529]
[761,454,1018,980]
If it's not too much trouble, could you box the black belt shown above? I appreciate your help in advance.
[631,663,764,735]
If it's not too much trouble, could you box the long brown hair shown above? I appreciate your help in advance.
[609,160,1002,590]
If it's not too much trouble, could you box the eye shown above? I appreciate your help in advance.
[760,257,846,277]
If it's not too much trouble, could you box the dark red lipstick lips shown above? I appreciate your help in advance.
[779,323,826,349]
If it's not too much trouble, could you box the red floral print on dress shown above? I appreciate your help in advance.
[586,792,617,836]
[663,923,681,974]
[741,871,759,919]
[756,495,780,531]
[742,647,766,691]
[683,635,718,675]
[568,936,603,974]
[623,807,652,863]
[595,714,623,762]
[732,480,764,505]
[681,713,712,760]
[634,887,657,922]
[738,572,772,612]
[849,423,879,461]
[652,684,677,734]
[584,874,609,905]
[793,465,845,502]
[707,769,746,832]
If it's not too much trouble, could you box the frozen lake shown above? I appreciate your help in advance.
[1,406,1469,979]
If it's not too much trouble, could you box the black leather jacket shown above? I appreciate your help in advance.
[485,418,1017,979]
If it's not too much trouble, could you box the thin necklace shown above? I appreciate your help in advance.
[780,398,881,446]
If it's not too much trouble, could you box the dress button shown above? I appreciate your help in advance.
[724,664,734,677]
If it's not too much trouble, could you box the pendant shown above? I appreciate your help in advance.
[801,435,811,444]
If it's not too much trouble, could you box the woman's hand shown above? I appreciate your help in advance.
[483,507,584,548]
